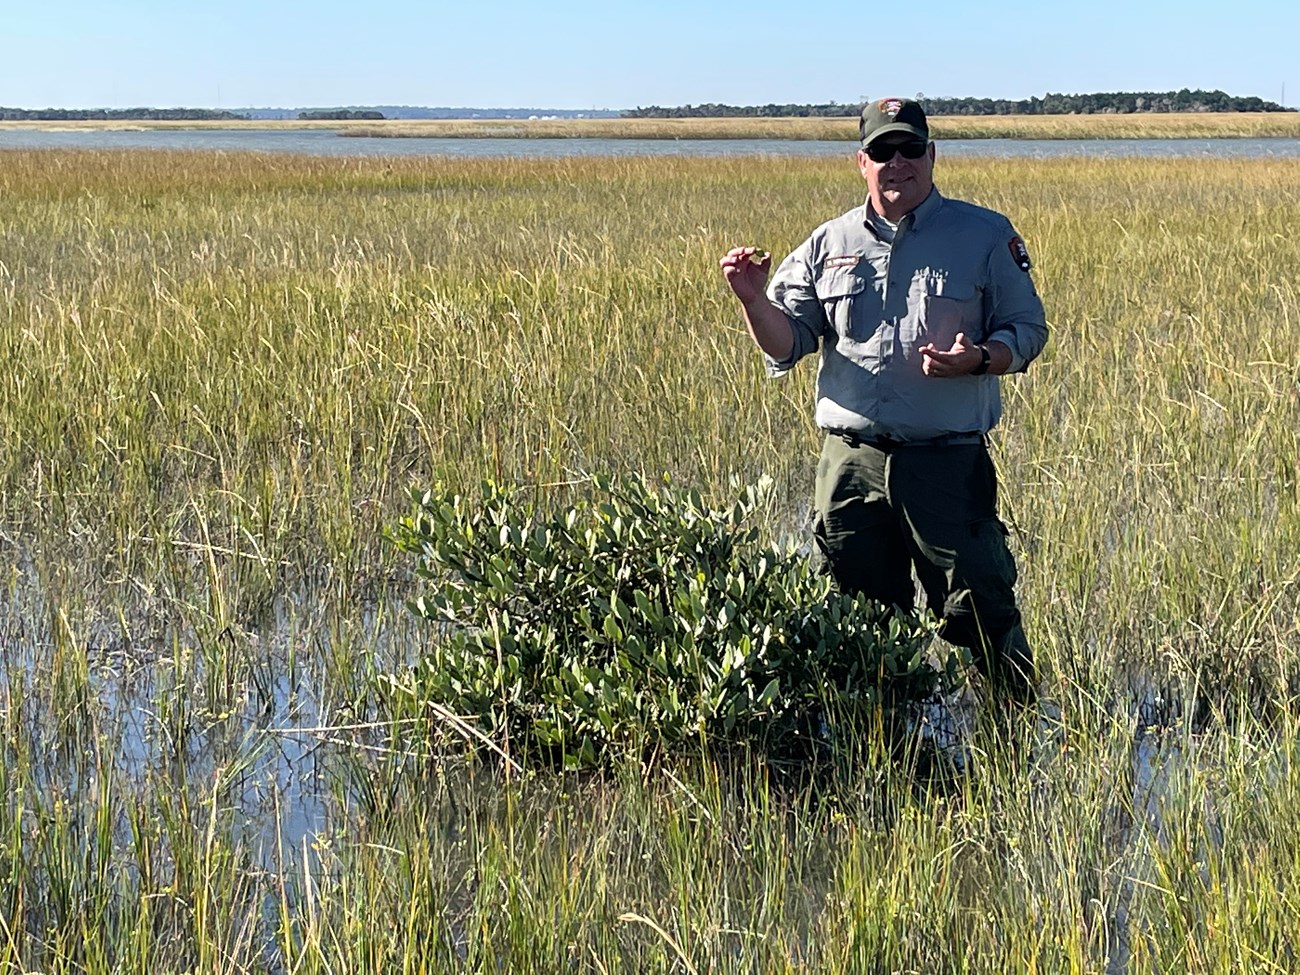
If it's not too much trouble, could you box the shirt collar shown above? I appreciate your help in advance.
[909,187,943,229]
[862,186,944,235]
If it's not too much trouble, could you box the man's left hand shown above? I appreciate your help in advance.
[920,332,985,377]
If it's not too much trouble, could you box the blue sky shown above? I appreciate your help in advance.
[4,0,1297,110]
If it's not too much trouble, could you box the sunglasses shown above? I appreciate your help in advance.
[864,139,929,163]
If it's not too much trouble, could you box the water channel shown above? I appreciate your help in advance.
[5,126,1300,159]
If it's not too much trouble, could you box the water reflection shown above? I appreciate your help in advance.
[0,552,433,870]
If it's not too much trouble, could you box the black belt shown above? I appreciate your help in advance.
[829,429,986,451]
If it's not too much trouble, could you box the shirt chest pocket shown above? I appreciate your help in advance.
[815,266,873,339]
[915,283,985,352]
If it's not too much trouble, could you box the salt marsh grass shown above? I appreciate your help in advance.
[341,112,1300,141]
[1,148,1299,971]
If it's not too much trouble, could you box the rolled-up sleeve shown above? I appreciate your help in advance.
[984,222,1048,373]
[762,242,825,376]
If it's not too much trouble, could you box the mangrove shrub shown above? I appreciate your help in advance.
[388,474,953,768]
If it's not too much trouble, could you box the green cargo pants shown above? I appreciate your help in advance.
[812,432,1035,701]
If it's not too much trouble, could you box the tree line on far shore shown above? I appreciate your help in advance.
[624,89,1294,118]
[296,109,385,120]
[0,107,251,121]
[4,89,1291,122]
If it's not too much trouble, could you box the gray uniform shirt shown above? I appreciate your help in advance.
[765,187,1048,441]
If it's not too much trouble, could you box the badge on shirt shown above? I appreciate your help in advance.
[1008,236,1033,272]
[824,255,861,270]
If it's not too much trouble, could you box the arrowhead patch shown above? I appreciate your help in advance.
[1008,236,1032,272]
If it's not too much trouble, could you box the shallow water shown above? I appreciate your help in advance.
[0,550,433,866]
[0,534,1273,974]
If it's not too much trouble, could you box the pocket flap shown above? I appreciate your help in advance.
[816,268,868,300]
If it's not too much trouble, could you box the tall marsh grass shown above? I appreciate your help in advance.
[338,112,1300,141]
[1,148,1299,971]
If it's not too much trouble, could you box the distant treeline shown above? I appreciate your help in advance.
[624,90,1294,118]
[297,109,386,120]
[0,107,250,121]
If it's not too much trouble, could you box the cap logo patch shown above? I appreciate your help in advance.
[1008,236,1032,272]
[880,98,903,117]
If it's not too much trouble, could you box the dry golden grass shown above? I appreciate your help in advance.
[934,111,1300,139]
[342,113,1300,140]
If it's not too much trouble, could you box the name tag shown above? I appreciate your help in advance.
[824,255,861,270]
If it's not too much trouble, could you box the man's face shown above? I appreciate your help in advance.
[858,135,935,219]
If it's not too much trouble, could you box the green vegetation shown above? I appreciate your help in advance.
[1,148,1299,971]
[389,473,944,769]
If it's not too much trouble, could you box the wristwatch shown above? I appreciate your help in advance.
[972,345,991,376]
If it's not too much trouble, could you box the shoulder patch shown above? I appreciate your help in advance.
[1008,236,1032,272]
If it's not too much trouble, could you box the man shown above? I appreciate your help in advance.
[720,97,1048,703]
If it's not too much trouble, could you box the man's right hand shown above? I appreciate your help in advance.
[719,246,771,305]
[717,246,795,362]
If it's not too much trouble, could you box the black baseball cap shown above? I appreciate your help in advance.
[859,97,929,147]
